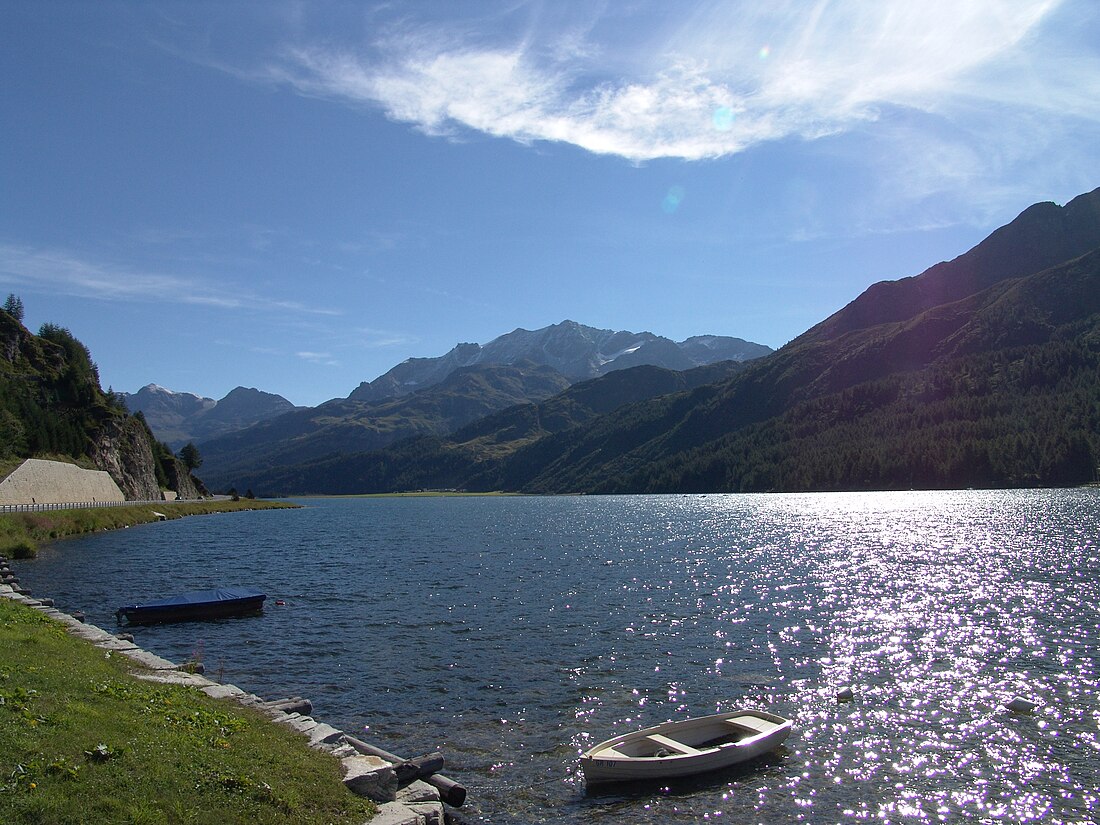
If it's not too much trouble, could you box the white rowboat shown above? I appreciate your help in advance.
[580,709,792,785]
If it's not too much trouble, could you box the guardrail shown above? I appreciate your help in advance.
[0,500,183,514]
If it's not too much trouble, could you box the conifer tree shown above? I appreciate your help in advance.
[2,293,24,322]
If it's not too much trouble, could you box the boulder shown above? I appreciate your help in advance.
[342,754,397,801]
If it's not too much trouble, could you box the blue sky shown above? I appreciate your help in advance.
[3,1,1099,407]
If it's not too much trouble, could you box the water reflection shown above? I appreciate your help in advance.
[14,490,1100,823]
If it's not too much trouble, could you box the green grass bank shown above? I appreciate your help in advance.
[0,597,376,824]
[0,499,297,558]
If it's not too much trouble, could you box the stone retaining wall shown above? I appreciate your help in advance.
[0,458,125,506]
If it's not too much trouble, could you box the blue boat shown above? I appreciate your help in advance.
[116,587,267,625]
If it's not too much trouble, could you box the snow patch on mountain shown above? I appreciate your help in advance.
[348,320,772,403]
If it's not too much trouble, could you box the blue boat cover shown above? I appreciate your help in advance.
[124,587,265,609]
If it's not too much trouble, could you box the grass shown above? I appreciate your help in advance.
[0,598,376,824]
[0,499,297,558]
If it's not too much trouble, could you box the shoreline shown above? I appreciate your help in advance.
[0,585,448,823]
[0,498,298,557]
[0,503,459,824]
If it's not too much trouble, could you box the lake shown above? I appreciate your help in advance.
[15,490,1100,823]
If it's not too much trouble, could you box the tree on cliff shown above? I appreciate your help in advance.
[3,294,24,323]
[178,442,203,471]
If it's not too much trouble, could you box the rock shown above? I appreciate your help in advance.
[1006,696,1037,713]
[202,684,247,700]
[836,686,854,702]
[119,648,178,670]
[89,417,161,501]
[342,754,397,801]
[368,801,423,825]
[397,780,441,804]
[307,722,345,747]
[405,801,445,824]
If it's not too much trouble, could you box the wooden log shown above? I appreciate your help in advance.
[393,751,445,786]
[343,734,466,807]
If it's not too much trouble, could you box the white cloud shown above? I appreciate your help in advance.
[263,0,1090,163]
[296,351,338,366]
[354,326,420,350]
[0,243,339,317]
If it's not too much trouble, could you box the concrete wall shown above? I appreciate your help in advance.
[0,458,125,505]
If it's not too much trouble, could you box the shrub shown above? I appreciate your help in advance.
[5,538,37,559]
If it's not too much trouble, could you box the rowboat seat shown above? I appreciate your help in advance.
[726,716,775,736]
[646,733,702,756]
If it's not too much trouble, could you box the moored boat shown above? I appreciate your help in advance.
[580,709,792,784]
[116,587,267,625]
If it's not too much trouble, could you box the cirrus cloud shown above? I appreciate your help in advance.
[262,0,1092,163]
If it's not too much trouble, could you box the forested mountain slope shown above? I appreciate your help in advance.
[227,188,1100,496]
[197,361,573,491]
[0,305,201,499]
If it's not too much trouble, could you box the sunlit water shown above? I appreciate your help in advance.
[15,491,1100,823]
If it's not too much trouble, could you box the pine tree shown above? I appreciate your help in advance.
[2,293,24,322]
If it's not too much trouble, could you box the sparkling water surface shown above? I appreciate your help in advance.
[17,491,1100,823]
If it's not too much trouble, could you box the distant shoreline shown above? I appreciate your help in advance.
[290,491,524,499]
[0,498,297,557]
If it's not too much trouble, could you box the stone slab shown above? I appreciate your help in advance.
[308,722,346,747]
[92,636,140,651]
[119,648,179,670]
[273,713,317,732]
[131,670,213,687]
[405,801,444,825]
[69,624,118,643]
[201,684,247,700]
[367,803,423,825]
[397,780,441,804]
[342,754,397,802]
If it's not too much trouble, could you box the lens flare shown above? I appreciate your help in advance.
[759,44,771,60]
[662,185,685,214]
[712,106,735,131]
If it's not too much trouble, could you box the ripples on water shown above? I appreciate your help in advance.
[17,491,1100,823]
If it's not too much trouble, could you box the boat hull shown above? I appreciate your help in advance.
[116,587,267,625]
[580,710,792,785]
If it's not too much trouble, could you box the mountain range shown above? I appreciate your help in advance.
[348,322,771,402]
[121,385,299,449]
[190,325,769,489]
[129,324,770,460]
[202,186,1100,495]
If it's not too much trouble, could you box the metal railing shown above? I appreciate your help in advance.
[0,500,180,514]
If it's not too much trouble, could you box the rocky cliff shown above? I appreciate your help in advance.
[88,416,162,501]
[1,306,204,501]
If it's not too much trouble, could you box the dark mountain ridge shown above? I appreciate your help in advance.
[196,323,771,490]
[231,187,1100,496]
[227,359,750,495]
[196,361,574,490]
[806,188,1100,344]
